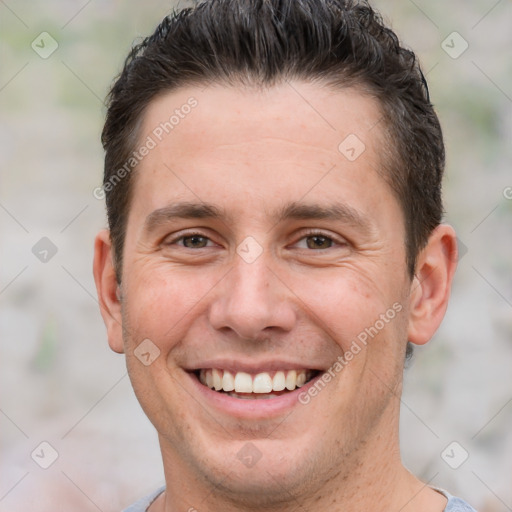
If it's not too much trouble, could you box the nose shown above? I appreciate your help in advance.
[208,254,296,341]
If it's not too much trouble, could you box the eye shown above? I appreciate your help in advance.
[163,232,216,249]
[303,235,333,250]
[291,231,347,251]
[178,234,212,248]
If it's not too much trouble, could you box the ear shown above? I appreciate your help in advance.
[407,224,458,346]
[93,229,124,353]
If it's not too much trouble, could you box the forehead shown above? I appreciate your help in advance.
[142,81,384,160]
[130,81,395,224]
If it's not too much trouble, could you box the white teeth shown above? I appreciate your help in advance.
[285,370,297,391]
[205,370,213,389]
[222,370,235,392]
[253,373,273,393]
[272,371,286,391]
[234,372,253,393]
[296,372,306,387]
[212,369,223,391]
[198,368,313,394]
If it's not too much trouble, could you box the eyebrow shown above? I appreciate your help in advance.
[143,202,227,233]
[143,200,373,235]
[274,201,373,235]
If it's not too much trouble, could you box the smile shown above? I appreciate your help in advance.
[196,368,320,399]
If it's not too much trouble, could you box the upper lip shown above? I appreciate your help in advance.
[183,358,326,374]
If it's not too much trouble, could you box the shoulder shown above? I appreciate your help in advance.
[444,494,478,512]
[122,487,165,512]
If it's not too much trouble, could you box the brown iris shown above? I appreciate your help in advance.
[306,235,333,250]
[182,235,209,248]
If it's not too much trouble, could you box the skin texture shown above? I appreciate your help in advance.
[94,82,457,512]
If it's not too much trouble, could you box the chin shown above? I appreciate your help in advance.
[193,438,320,504]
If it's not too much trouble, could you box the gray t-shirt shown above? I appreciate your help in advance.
[122,487,477,512]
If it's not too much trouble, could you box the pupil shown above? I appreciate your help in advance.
[307,236,331,249]
[184,236,207,248]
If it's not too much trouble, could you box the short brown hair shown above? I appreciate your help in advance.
[102,0,444,283]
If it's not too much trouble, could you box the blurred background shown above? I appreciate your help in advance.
[0,1,511,510]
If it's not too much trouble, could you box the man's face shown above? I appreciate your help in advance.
[109,83,414,499]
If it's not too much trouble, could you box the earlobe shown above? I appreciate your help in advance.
[93,229,125,354]
[407,224,458,346]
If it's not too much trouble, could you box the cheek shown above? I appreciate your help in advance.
[122,264,218,347]
[283,267,398,352]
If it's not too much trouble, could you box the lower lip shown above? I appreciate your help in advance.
[186,371,322,419]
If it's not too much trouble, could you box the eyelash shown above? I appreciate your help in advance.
[165,231,216,247]
[293,230,346,249]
